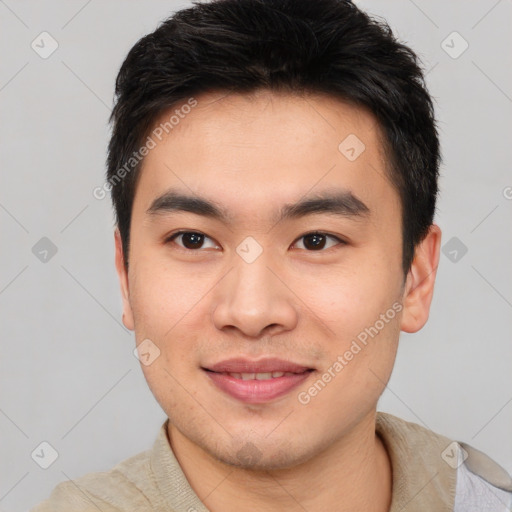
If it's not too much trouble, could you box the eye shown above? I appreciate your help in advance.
[165,231,219,251]
[292,232,345,251]
[165,230,345,252]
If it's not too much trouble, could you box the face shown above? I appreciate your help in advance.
[115,90,439,470]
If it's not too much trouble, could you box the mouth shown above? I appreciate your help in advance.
[202,358,315,404]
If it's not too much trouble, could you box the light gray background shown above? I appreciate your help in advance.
[0,1,511,510]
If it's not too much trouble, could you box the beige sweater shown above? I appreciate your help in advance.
[32,412,512,511]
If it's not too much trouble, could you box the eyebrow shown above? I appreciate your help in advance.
[146,188,370,224]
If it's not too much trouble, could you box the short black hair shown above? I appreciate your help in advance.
[106,0,440,274]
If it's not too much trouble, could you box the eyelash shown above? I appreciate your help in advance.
[164,230,347,253]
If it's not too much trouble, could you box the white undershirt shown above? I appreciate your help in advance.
[454,453,512,511]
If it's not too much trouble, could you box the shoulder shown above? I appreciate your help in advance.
[376,412,512,511]
[31,449,156,512]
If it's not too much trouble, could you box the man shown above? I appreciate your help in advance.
[33,0,512,510]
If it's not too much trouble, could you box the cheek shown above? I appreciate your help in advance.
[130,261,201,410]
[128,254,207,336]
[292,256,401,338]
[295,316,400,429]
[128,257,206,395]
[291,258,402,389]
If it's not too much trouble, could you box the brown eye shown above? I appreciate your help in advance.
[166,231,344,253]
[167,231,218,250]
[294,232,344,251]
[180,232,204,249]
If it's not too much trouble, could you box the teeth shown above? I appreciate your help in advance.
[226,371,293,380]
[255,372,272,380]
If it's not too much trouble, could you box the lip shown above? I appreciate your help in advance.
[204,357,312,374]
[203,357,315,404]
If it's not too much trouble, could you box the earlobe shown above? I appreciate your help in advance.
[114,229,135,331]
[400,224,442,333]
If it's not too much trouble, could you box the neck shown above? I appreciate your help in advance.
[167,410,392,512]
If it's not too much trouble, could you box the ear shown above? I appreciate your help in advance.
[114,228,134,331]
[400,224,442,333]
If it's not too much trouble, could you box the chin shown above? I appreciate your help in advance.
[205,435,319,472]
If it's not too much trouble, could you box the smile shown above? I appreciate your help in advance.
[202,357,315,404]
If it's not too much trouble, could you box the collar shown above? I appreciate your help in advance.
[376,412,456,511]
[150,412,457,512]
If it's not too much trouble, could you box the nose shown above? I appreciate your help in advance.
[211,253,299,339]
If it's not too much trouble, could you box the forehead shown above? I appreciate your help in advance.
[133,90,397,224]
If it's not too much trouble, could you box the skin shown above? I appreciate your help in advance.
[114,89,441,512]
